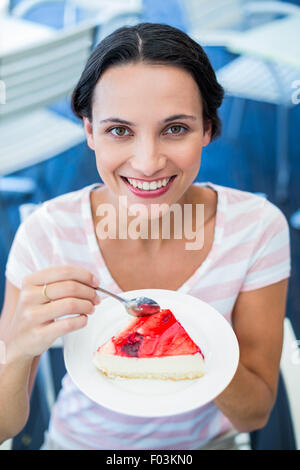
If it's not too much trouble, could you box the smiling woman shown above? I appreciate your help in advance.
[0,23,291,450]
[70,23,223,227]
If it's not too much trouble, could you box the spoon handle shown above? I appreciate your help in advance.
[95,286,126,304]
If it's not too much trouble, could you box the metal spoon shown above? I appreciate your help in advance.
[95,286,161,317]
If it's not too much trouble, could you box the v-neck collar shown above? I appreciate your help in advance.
[81,181,226,294]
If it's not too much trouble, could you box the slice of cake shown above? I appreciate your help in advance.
[93,309,205,380]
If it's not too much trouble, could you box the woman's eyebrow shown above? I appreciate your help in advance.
[99,114,197,126]
[163,114,197,123]
[99,117,135,126]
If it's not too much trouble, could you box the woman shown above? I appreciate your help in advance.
[0,23,290,450]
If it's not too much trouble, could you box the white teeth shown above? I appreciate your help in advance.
[128,178,138,187]
[126,177,172,190]
[149,181,157,190]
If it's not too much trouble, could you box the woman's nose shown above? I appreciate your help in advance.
[129,138,167,176]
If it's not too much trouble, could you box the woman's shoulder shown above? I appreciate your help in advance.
[210,182,266,207]
[24,183,97,224]
[43,183,96,210]
[5,185,98,287]
[211,183,289,239]
[211,183,285,218]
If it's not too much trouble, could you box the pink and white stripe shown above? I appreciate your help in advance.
[5,181,291,449]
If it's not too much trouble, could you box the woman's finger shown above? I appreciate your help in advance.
[22,265,99,289]
[35,280,101,306]
[42,313,89,345]
[30,297,96,324]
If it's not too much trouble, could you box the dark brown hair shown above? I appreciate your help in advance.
[71,22,224,140]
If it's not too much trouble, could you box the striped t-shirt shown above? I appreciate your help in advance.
[5,182,291,450]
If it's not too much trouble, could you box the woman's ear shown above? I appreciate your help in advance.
[83,117,95,150]
[203,119,212,147]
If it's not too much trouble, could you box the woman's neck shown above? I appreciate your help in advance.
[90,183,216,254]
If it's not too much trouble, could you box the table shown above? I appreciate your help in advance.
[225,14,300,203]
[0,14,54,56]
[227,14,300,69]
[0,13,55,247]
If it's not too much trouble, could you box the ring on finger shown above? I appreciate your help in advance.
[42,283,52,303]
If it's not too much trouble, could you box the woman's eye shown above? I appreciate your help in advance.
[107,125,187,138]
[165,125,187,135]
[110,127,130,137]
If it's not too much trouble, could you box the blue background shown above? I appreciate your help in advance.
[1,0,300,450]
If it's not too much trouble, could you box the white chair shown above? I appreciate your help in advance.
[231,315,300,450]
[10,0,81,28]
[186,0,300,44]
[184,0,252,33]
[0,10,97,445]
[224,315,300,450]
[0,0,98,204]
[0,19,97,176]
[290,209,300,230]
[189,1,300,203]
[280,317,300,450]
[73,0,143,42]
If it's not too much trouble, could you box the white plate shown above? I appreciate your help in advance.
[64,289,239,417]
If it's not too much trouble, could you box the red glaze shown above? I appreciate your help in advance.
[98,309,204,359]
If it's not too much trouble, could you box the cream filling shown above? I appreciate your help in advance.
[93,353,205,380]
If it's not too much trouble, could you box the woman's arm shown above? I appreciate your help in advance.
[214,278,289,432]
[0,266,100,444]
[0,280,34,442]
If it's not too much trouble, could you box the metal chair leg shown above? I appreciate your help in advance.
[227,97,247,141]
[290,208,300,229]
[275,105,290,203]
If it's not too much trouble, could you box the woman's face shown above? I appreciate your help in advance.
[83,62,211,213]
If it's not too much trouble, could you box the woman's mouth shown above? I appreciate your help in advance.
[120,175,177,198]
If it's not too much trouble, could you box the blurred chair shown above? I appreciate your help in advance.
[249,316,300,450]
[185,0,255,33]
[236,316,299,450]
[0,1,97,202]
[9,0,81,28]
[189,1,300,202]
[0,14,97,175]
[80,0,142,42]
[290,208,300,230]
[238,316,300,450]
[15,0,143,41]
[280,317,300,449]
[186,0,300,39]
[142,0,189,33]
[0,7,96,448]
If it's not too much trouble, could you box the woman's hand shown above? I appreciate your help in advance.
[1,266,101,365]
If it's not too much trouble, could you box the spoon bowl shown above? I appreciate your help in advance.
[95,287,161,317]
